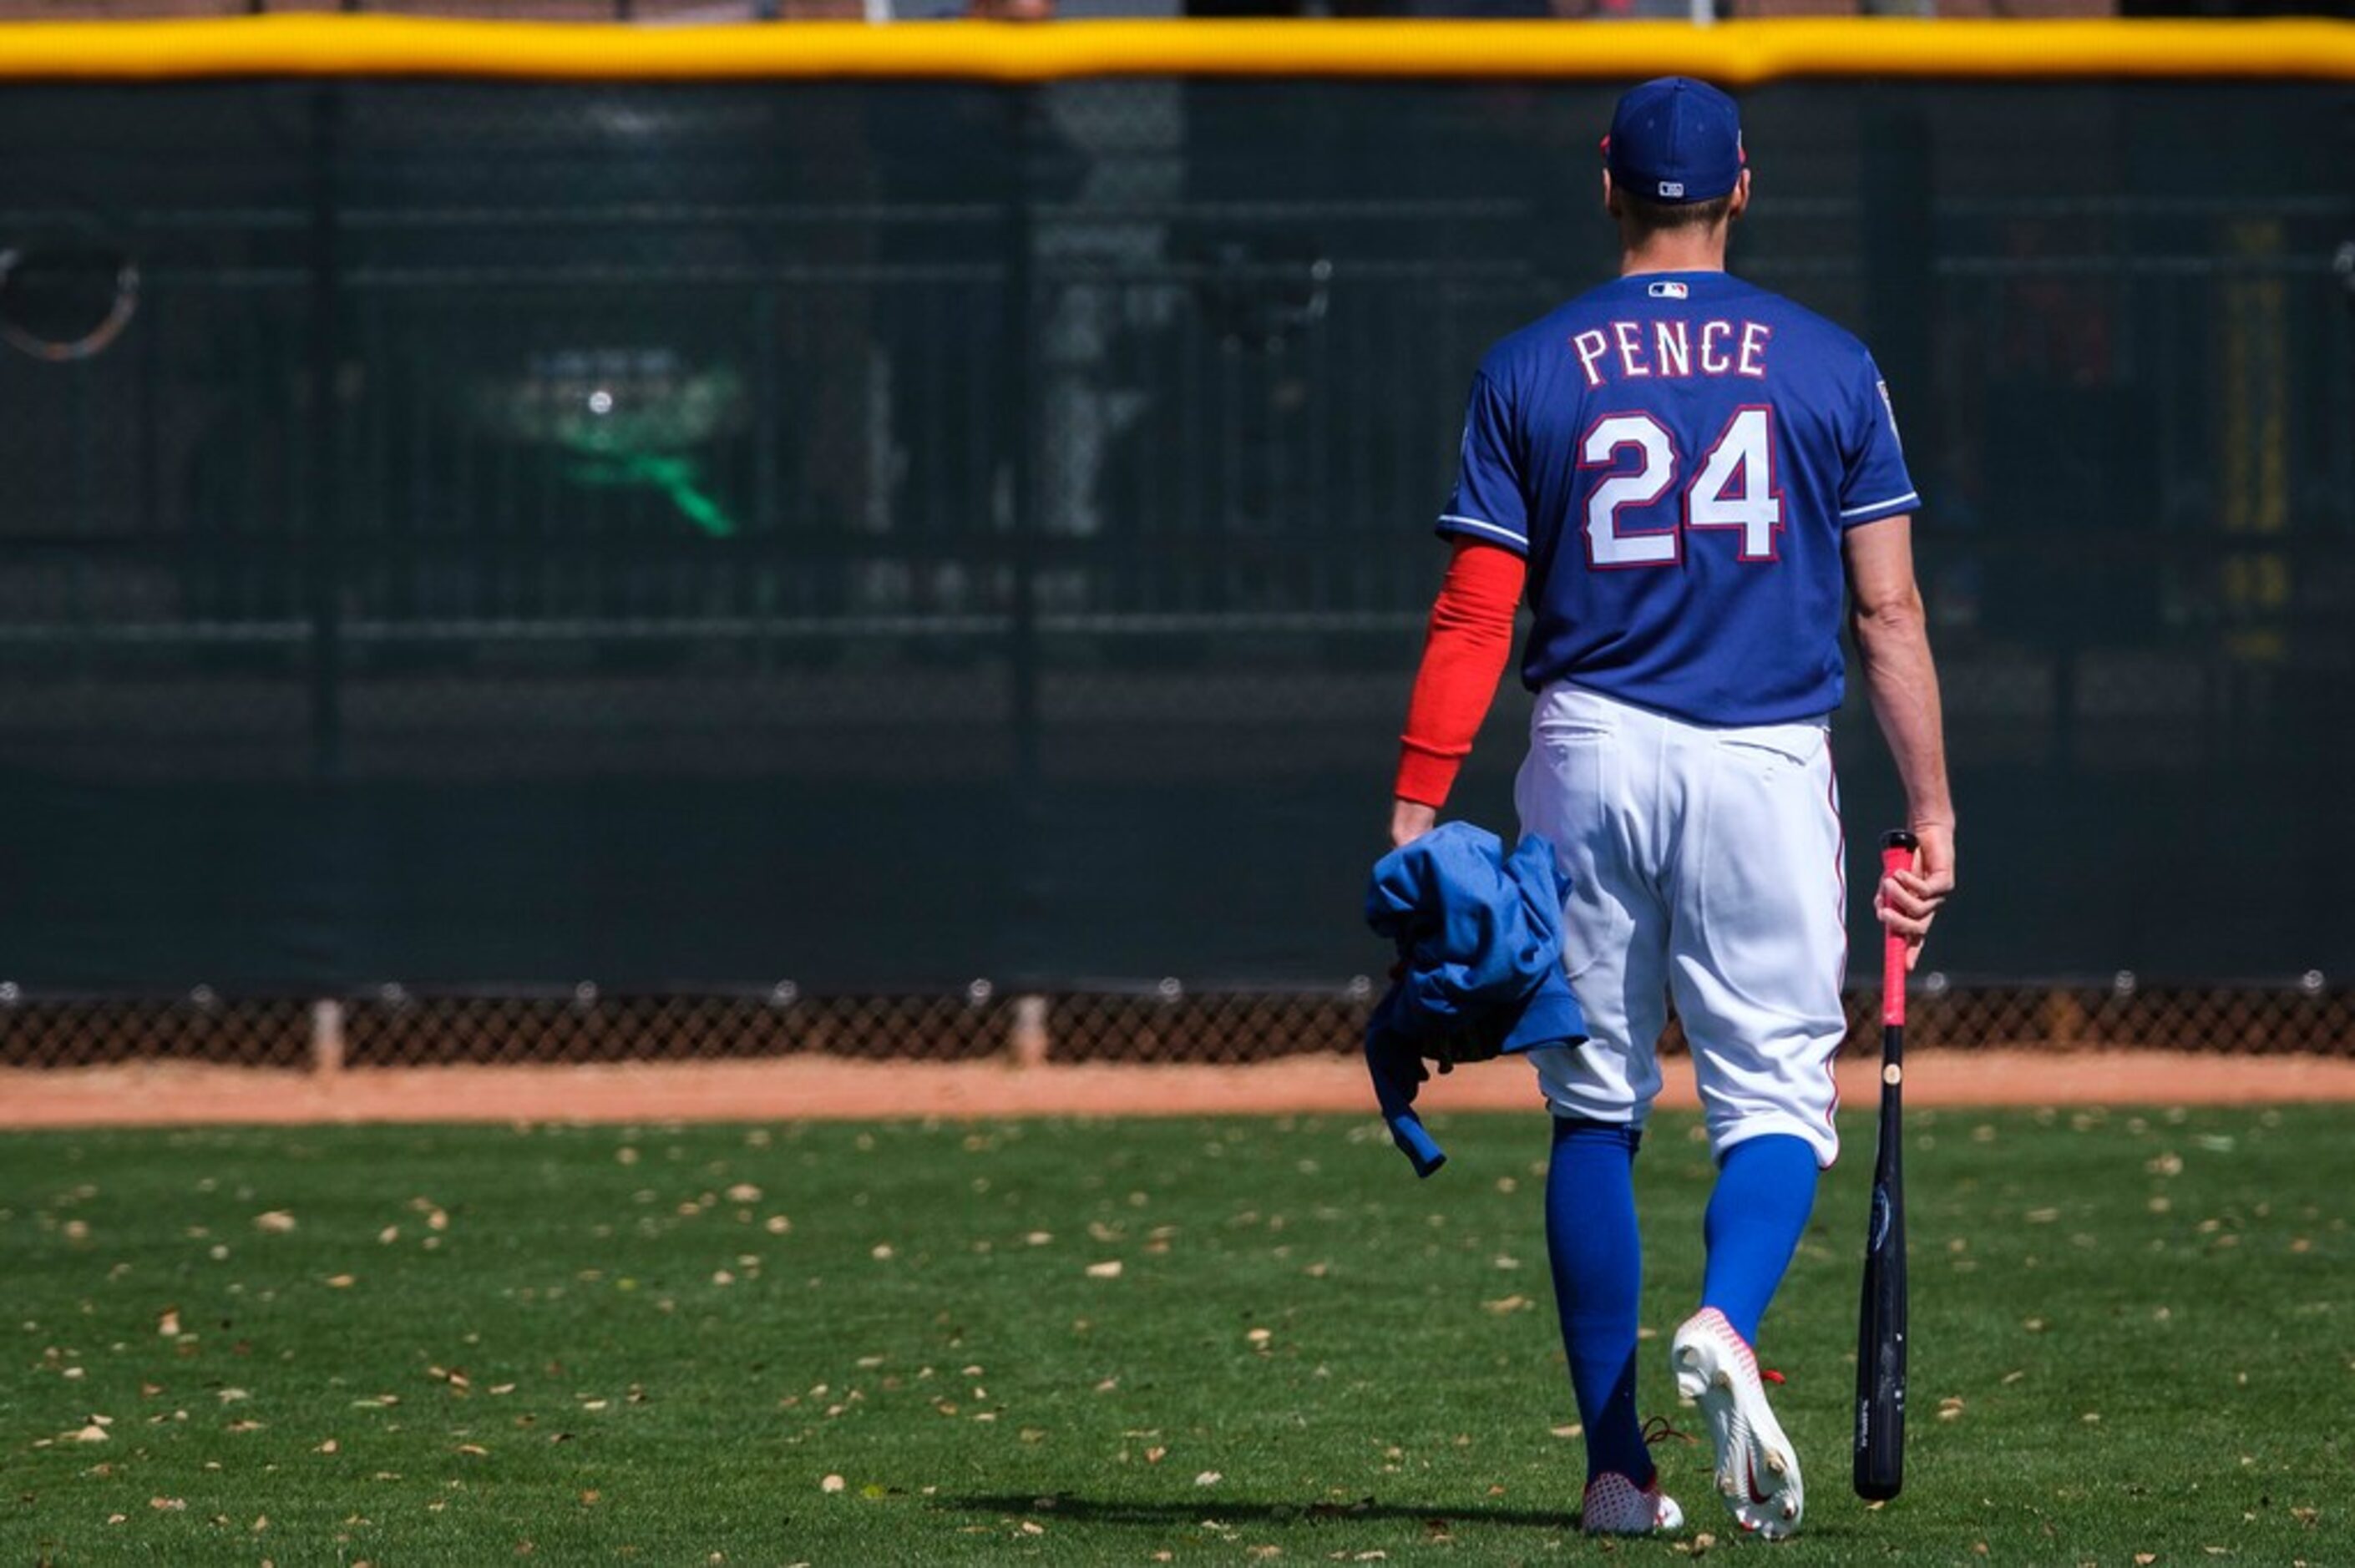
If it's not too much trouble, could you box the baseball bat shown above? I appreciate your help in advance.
[1854,827,1916,1503]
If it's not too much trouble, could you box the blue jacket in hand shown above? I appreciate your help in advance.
[1363,821,1588,1177]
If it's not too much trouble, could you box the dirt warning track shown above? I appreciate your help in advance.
[2,1049,2352,1130]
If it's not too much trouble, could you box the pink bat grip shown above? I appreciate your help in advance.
[1880,838,1914,1027]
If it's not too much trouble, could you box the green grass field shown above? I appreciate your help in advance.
[2,1104,2347,1565]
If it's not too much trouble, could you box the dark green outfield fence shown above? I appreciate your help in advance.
[1,67,2352,1054]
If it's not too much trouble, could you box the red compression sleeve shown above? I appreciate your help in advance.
[1395,539,1527,808]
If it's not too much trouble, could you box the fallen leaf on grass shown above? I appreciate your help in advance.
[325,1275,357,1289]
[1482,1296,1532,1315]
[1085,1261,1123,1280]
[1145,1446,1167,1464]
[1194,1471,1222,1487]
[156,1308,180,1338]
[820,1474,845,1494]
[2135,1555,2156,1565]
[149,1497,186,1511]
[253,1211,296,1234]
[70,1424,109,1444]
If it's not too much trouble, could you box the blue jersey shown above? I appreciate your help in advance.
[1437,270,1918,726]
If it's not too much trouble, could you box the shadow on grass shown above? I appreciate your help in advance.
[937,1494,1581,1532]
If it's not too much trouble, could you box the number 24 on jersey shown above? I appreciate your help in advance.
[1580,406,1782,569]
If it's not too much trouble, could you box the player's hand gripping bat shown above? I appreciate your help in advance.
[1854,828,1914,1502]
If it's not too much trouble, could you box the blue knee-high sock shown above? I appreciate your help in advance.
[1546,1116,1649,1486]
[1700,1134,1820,1349]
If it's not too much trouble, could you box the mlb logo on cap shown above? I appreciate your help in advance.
[1604,77,1745,206]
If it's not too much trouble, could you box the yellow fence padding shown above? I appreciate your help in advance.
[0,15,2351,86]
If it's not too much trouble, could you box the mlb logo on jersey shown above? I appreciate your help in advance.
[1648,281,1690,300]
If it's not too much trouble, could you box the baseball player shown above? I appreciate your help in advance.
[1388,78,1955,1539]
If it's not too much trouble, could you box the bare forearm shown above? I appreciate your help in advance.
[1854,600,1952,830]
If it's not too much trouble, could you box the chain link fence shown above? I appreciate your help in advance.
[1,68,2351,1070]
[2,982,2351,1070]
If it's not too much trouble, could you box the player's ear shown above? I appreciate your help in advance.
[1601,169,1621,220]
[1727,168,1751,223]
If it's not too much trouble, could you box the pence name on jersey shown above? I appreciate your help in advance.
[1438,270,1919,729]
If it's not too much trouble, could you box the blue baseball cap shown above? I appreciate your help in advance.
[1603,77,1745,205]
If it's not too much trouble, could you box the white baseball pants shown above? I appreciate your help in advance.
[1513,684,1849,1166]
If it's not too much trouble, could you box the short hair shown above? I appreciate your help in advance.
[1617,189,1735,236]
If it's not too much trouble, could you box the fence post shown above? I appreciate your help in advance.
[2044,987,2084,1047]
[1861,88,1934,471]
[311,998,346,1078]
[305,84,347,784]
[1009,994,1051,1069]
[1002,85,1043,795]
[1000,86,1047,984]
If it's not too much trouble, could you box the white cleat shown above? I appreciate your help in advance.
[1670,1307,1805,1541]
[1580,1469,1685,1535]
